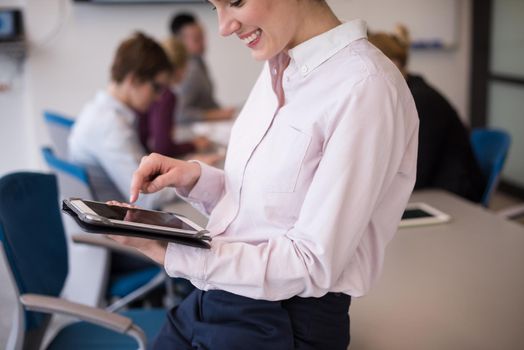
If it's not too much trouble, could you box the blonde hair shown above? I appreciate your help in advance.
[368,24,410,68]
[161,36,188,71]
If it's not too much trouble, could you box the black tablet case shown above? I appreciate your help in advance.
[62,199,211,249]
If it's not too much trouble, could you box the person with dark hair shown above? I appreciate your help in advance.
[69,32,178,209]
[169,12,196,37]
[369,26,486,203]
[68,32,181,302]
[138,37,211,158]
[169,12,236,124]
[107,1,419,349]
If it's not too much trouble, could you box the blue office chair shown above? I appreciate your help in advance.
[0,172,165,350]
[470,128,511,207]
[41,147,169,312]
[43,111,75,159]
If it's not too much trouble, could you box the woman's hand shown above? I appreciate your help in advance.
[129,153,201,203]
[106,234,168,266]
[105,200,168,265]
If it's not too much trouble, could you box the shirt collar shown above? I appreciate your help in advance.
[287,19,368,77]
[96,90,136,123]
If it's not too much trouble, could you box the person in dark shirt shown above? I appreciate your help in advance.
[369,26,486,203]
[170,12,236,124]
[138,37,213,159]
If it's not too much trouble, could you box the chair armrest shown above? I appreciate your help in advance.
[72,234,155,263]
[20,294,132,333]
[20,294,147,348]
[496,204,524,220]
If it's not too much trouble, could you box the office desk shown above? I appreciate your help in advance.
[350,190,524,350]
[174,120,233,147]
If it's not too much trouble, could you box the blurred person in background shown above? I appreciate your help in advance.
[69,32,179,210]
[170,12,236,125]
[369,25,486,203]
[138,37,221,165]
[69,32,181,298]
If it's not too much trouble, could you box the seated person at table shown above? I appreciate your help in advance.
[69,32,178,209]
[138,37,211,158]
[169,12,236,124]
[369,26,486,203]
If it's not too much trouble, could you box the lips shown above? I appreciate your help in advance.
[241,29,262,46]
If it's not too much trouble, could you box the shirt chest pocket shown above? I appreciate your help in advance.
[258,125,311,193]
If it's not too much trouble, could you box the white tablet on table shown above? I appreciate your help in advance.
[399,202,451,228]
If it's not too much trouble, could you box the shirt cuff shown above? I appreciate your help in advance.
[164,242,207,283]
[175,160,224,210]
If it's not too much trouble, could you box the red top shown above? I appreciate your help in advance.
[138,89,196,157]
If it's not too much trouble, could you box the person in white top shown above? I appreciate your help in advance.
[108,1,419,348]
[69,32,178,210]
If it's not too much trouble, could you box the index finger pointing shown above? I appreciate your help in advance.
[130,169,147,203]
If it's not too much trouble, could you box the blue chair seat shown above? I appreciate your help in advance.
[48,309,166,350]
[109,266,162,298]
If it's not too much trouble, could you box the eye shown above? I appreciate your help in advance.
[229,0,243,7]
[206,0,242,11]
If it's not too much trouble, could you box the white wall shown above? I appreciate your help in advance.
[0,0,472,175]
[329,0,472,122]
[0,0,31,175]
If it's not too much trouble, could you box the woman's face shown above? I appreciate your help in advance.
[208,0,303,61]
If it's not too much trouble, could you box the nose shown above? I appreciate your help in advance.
[217,9,241,37]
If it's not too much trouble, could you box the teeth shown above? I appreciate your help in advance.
[243,29,261,45]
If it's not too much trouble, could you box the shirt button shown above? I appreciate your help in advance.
[272,68,277,75]
[301,65,309,74]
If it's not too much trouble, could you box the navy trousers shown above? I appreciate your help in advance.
[151,289,351,350]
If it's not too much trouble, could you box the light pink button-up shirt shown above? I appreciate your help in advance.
[165,20,419,301]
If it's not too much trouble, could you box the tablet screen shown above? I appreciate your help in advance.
[399,202,451,228]
[402,208,434,219]
[84,201,195,231]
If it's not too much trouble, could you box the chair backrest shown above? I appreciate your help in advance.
[470,128,511,207]
[43,110,75,159]
[42,145,126,204]
[0,172,68,333]
[41,147,111,309]
[41,146,94,200]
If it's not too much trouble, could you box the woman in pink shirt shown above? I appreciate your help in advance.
[109,0,419,348]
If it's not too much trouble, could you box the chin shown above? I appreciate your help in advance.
[134,105,148,114]
[251,50,273,61]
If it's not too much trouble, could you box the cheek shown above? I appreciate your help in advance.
[134,88,154,110]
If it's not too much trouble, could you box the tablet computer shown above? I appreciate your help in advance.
[63,198,211,247]
[399,202,451,228]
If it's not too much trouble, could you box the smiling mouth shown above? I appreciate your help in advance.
[242,29,262,46]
